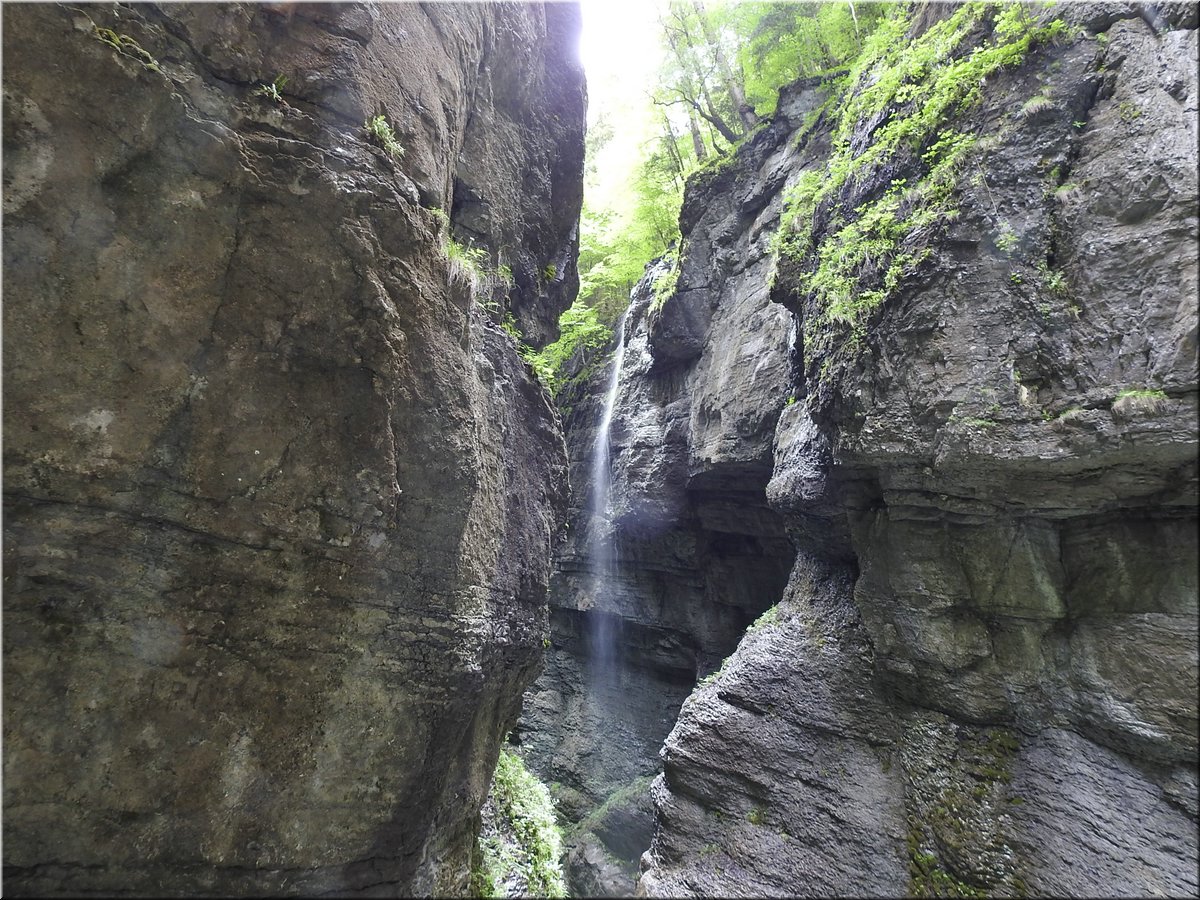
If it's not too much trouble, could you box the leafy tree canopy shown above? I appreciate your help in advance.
[531,1,889,393]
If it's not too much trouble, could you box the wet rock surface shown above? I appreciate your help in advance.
[634,6,1198,898]
[517,88,802,892]
[2,2,582,896]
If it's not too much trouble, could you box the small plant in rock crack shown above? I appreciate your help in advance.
[364,114,404,159]
[995,222,1019,254]
[75,7,162,74]
[254,74,288,104]
[1018,91,1055,119]
[1118,100,1141,122]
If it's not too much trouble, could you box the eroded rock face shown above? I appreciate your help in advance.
[517,82,803,891]
[638,5,1197,898]
[2,3,583,895]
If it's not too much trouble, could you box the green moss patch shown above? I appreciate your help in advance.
[774,3,1066,334]
[473,748,568,898]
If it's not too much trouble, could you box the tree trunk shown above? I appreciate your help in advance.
[692,0,759,131]
[669,3,742,140]
[660,111,689,178]
[699,96,739,144]
[686,108,707,162]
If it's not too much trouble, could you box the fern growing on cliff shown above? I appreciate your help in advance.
[364,114,404,159]
[774,2,1067,331]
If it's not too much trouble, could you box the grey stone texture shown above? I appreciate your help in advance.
[626,5,1199,898]
[2,2,583,895]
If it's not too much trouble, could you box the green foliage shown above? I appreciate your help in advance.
[1112,388,1168,419]
[747,604,781,633]
[577,145,684,324]
[747,806,766,826]
[255,74,287,103]
[445,238,489,279]
[775,3,1067,329]
[1018,91,1054,118]
[568,776,654,841]
[500,313,523,343]
[543,263,558,281]
[88,19,162,72]
[523,299,613,394]
[476,748,567,899]
[1116,388,1167,401]
[364,114,404,159]
[444,239,519,329]
[727,2,890,116]
[697,656,729,687]
[650,258,680,313]
[996,223,1019,253]
[1036,259,1069,296]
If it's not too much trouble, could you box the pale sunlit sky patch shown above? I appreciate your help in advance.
[575,0,671,217]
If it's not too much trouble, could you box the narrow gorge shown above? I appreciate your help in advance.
[3,2,1197,899]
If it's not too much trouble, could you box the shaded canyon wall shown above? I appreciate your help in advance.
[639,4,1198,897]
[3,2,584,895]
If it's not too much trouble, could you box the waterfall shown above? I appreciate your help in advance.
[592,310,628,520]
[586,310,629,673]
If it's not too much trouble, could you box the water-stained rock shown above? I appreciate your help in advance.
[2,2,583,895]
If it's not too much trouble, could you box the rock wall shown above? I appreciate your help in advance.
[2,3,583,895]
[517,72,807,891]
[584,3,1196,898]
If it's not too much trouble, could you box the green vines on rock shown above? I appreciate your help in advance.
[649,256,681,314]
[773,2,1066,330]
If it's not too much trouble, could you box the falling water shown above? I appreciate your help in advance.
[586,310,629,673]
[592,311,628,517]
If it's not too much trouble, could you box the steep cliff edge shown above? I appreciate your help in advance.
[623,3,1197,897]
[3,3,583,895]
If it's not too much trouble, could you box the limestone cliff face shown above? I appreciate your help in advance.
[533,4,1198,898]
[2,3,583,896]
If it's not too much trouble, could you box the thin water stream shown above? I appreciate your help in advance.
[586,310,629,674]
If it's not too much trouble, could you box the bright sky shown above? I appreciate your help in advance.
[576,0,670,218]
[577,0,665,128]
